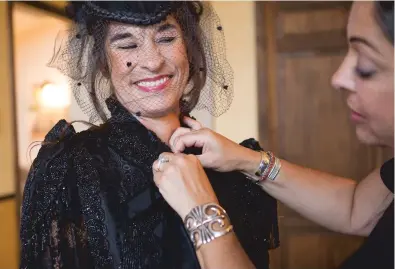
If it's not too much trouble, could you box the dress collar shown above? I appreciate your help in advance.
[105,96,171,172]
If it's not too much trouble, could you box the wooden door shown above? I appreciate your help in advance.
[256,2,390,269]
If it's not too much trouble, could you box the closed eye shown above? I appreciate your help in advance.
[355,67,376,79]
[118,44,138,50]
[157,36,176,43]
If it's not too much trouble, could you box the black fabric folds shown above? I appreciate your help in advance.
[20,97,279,269]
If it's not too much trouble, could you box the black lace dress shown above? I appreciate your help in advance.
[20,97,279,269]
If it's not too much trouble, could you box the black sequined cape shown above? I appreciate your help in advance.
[20,97,279,269]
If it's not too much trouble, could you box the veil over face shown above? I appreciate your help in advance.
[49,1,234,123]
[104,16,190,118]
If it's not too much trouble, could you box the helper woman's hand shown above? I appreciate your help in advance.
[169,117,261,175]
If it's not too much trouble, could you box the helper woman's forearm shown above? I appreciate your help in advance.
[258,160,357,234]
[239,150,392,236]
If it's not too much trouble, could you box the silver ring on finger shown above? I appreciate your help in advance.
[156,155,170,172]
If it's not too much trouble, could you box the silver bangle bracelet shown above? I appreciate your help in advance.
[184,203,233,250]
[268,157,281,181]
[246,151,282,183]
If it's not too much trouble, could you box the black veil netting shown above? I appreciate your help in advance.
[48,1,234,123]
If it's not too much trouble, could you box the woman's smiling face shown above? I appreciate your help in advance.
[105,15,190,117]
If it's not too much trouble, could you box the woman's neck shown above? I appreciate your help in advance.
[138,113,181,146]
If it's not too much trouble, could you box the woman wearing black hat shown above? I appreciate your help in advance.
[154,1,394,269]
[20,1,278,269]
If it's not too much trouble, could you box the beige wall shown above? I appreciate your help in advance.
[212,1,258,144]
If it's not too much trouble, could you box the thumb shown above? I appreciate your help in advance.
[195,153,212,168]
[169,127,192,150]
[171,131,209,153]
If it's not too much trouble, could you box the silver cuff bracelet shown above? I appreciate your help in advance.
[184,203,233,250]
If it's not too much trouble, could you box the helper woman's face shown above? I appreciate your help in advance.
[332,2,394,147]
[105,15,190,118]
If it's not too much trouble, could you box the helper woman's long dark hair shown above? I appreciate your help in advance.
[375,1,394,44]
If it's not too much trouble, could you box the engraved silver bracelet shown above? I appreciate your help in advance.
[246,151,282,183]
[184,203,233,250]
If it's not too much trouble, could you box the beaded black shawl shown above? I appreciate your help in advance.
[20,97,279,269]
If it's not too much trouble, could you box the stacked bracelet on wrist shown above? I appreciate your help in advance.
[248,151,281,183]
[184,203,233,250]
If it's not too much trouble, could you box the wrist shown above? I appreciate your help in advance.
[238,148,261,175]
[242,150,282,183]
[184,203,233,250]
[181,198,219,220]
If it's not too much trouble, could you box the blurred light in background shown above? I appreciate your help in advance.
[37,82,70,109]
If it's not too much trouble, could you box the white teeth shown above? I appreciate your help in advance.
[137,77,169,88]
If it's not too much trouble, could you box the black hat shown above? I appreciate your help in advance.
[66,1,200,26]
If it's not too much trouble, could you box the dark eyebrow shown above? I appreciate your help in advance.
[109,32,133,43]
[156,23,177,33]
[349,36,381,55]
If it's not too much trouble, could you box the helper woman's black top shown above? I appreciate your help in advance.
[339,158,394,269]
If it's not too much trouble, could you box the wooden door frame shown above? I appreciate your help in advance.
[256,1,278,154]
